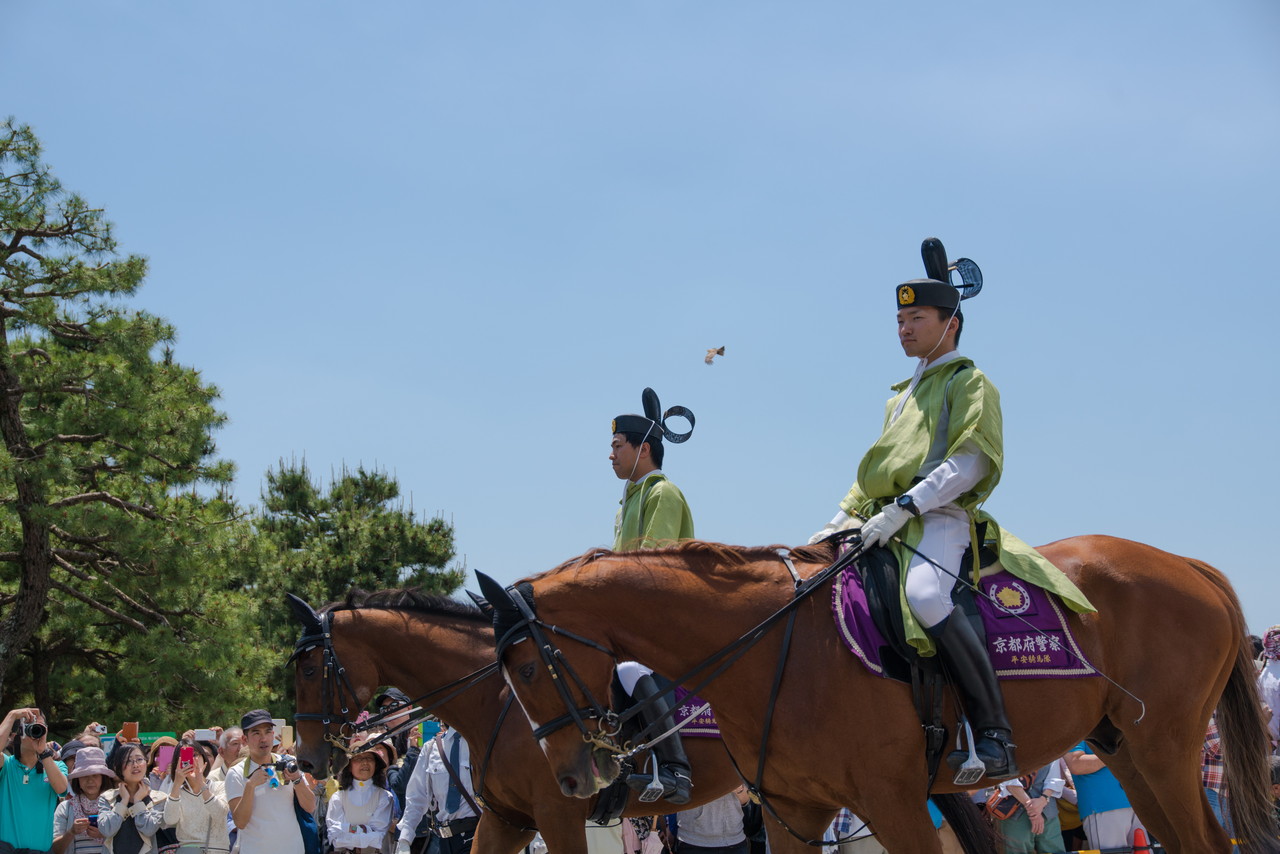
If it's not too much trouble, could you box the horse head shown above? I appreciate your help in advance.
[286,592,351,778]
[476,570,623,799]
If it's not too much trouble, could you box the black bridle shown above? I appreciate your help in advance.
[493,581,626,751]
[288,604,502,763]
[289,609,367,757]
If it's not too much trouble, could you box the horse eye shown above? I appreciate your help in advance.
[302,666,317,679]
[518,662,537,682]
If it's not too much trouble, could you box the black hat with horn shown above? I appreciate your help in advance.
[611,387,695,444]
[895,237,983,311]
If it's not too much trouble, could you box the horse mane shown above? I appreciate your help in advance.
[525,539,836,582]
[321,587,488,624]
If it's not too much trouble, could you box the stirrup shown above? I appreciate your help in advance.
[950,719,986,786]
[637,756,665,803]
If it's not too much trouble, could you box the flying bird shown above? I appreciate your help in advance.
[704,346,725,365]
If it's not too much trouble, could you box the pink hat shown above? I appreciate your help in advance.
[68,746,116,780]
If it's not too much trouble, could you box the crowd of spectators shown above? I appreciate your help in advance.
[2,628,1276,854]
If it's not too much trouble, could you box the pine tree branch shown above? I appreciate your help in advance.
[49,525,111,546]
[48,491,166,520]
[53,554,171,627]
[13,348,51,363]
[34,433,107,453]
[8,245,45,262]
[47,578,147,632]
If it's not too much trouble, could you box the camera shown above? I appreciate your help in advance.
[21,721,47,740]
[90,724,108,735]
[274,758,298,776]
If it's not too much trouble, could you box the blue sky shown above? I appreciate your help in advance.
[6,1,1278,634]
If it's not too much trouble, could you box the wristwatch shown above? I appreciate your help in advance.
[895,494,921,517]
[37,748,56,761]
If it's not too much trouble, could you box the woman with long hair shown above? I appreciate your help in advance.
[98,742,164,854]
[160,738,231,853]
[53,745,114,854]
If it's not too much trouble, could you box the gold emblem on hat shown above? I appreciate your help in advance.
[611,419,617,433]
[898,285,915,305]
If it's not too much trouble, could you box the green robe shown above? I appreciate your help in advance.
[614,472,694,552]
[838,357,1095,654]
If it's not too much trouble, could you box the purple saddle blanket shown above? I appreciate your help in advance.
[670,686,720,737]
[833,565,1096,680]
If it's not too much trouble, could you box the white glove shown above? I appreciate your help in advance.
[395,838,413,854]
[859,503,910,547]
[808,510,859,545]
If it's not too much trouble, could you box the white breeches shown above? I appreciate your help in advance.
[616,661,653,695]
[903,505,971,629]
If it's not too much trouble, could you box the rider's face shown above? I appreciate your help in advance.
[609,434,643,482]
[897,306,955,360]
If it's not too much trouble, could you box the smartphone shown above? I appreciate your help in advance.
[280,725,294,748]
[87,815,98,828]
[120,722,138,741]
[192,728,216,742]
[179,745,195,766]
[155,745,175,772]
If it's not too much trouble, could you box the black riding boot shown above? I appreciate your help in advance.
[929,613,1019,780]
[623,674,693,805]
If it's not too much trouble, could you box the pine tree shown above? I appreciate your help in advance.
[0,119,267,727]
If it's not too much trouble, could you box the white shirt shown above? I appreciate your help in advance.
[326,780,394,850]
[396,730,478,845]
[224,756,304,854]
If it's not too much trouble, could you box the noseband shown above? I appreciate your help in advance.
[493,583,623,751]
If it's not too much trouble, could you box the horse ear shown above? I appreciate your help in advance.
[475,572,521,623]
[286,593,323,634]
[466,590,495,620]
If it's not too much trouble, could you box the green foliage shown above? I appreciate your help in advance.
[0,118,273,733]
[256,458,462,606]
[251,459,464,706]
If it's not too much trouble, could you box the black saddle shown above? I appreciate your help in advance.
[856,535,997,682]
[853,533,997,785]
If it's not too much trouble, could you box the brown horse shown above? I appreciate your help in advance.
[289,589,752,854]
[477,535,1279,854]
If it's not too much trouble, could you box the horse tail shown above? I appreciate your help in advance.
[930,793,999,854]
[1186,558,1280,854]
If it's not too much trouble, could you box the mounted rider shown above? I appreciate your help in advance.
[610,388,696,804]
[811,239,1093,782]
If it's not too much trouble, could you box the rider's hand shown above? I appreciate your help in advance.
[808,510,857,545]
[860,503,909,547]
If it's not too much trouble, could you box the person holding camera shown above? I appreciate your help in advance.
[224,709,316,854]
[161,738,230,852]
[53,746,113,854]
[1,706,70,853]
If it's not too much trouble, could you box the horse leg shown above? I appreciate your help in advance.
[1103,732,1231,854]
[471,813,537,854]
[837,796,948,854]
[760,803,841,854]
[530,806,594,854]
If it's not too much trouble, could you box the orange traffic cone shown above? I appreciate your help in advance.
[1131,827,1151,852]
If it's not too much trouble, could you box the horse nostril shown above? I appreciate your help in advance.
[560,775,579,796]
